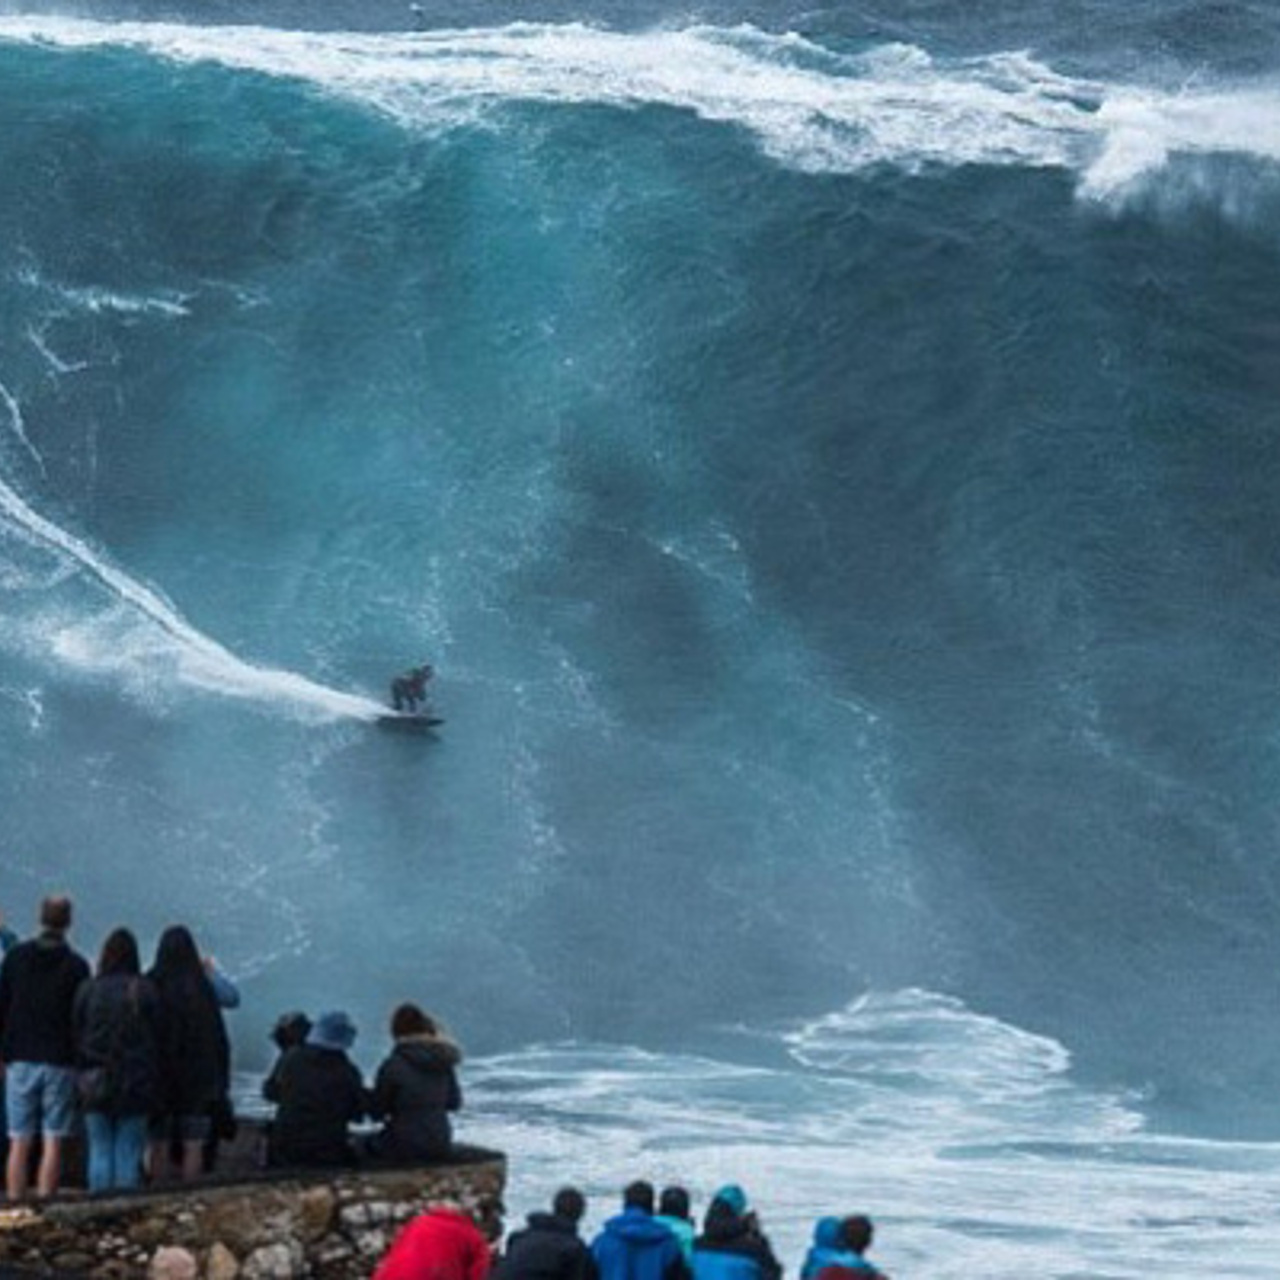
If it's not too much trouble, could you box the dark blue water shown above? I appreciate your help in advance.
[2,1,1280,1162]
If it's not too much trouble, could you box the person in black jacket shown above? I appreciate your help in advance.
[0,895,91,1199]
[498,1187,599,1280]
[263,1009,368,1167]
[367,1003,461,1163]
[147,925,234,1181]
[73,927,165,1192]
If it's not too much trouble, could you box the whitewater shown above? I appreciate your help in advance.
[4,2,1280,1274]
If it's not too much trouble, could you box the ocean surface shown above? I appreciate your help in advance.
[3,0,1280,1273]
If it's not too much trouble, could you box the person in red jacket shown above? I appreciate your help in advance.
[374,1203,492,1280]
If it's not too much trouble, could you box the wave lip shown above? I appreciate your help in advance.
[3,14,1277,196]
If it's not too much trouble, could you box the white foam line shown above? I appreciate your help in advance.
[0,473,384,721]
[26,325,90,375]
[0,379,46,476]
[1,17,1277,195]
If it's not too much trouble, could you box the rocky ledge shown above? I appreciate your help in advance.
[0,1126,504,1280]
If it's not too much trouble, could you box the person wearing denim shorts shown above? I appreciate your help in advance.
[0,895,91,1199]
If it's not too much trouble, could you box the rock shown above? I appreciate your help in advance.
[201,1200,267,1254]
[151,1246,199,1280]
[129,1219,173,1250]
[52,1251,96,1271]
[351,1228,389,1259]
[241,1239,304,1280]
[297,1187,336,1242]
[206,1241,240,1280]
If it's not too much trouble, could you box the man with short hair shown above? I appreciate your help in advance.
[0,895,91,1198]
[497,1187,598,1280]
[592,1181,689,1280]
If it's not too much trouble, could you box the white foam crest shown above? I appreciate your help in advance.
[0,473,384,721]
[12,264,190,319]
[1084,85,1280,197]
[8,15,1276,191]
[462,997,1280,1276]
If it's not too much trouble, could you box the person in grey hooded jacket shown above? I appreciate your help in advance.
[367,1003,462,1161]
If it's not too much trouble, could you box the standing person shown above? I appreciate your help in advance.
[72,927,164,1192]
[496,1187,597,1280]
[592,1181,689,1280]
[692,1186,782,1280]
[262,1009,367,1168]
[367,1003,462,1163]
[374,1201,492,1280]
[390,664,433,713]
[656,1187,696,1263]
[0,895,90,1199]
[147,925,233,1181]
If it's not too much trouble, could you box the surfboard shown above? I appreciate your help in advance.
[376,712,445,730]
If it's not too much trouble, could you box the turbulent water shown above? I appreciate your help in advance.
[4,0,1280,1273]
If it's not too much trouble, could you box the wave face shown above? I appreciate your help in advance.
[3,2,1280,1193]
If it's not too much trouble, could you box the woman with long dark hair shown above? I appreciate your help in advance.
[72,927,164,1191]
[147,925,233,1181]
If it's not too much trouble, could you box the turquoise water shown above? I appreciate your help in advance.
[3,9,1280,1271]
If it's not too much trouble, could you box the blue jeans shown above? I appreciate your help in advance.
[5,1061,77,1138]
[83,1111,148,1191]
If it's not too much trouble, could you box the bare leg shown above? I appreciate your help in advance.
[35,1136,61,1198]
[6,1136,32,1200]
[181,1139,203,1181]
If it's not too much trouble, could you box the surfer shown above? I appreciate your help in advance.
[390,664,433,714]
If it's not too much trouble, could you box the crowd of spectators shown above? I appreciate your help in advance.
[0,895,461,1198]
[376,1184,889,1280]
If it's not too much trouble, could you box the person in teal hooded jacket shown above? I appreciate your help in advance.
[692,1186,781,1280]
[808,1218,888,1280]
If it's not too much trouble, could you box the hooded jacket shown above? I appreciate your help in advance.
[800,1219,849,1280]
[264,1041,368,1167]
[370,1034,462,1160]
[497,1211,598,1280]
[374,1207,491,1280]
[73,972,165,1116]
[592,1207,689,1280]
[0,932,91,1066]
[692,1202,782,1280]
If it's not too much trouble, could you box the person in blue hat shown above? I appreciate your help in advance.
[692,1186,781,1280]
[263,1009,369,1167]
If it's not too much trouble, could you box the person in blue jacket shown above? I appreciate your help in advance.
[799,1219,845,1280]
[692,1186,782,1280]
[808,1218,888,1280]
[591,1181,689,1280]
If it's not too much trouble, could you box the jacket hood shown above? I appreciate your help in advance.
[396,1037,462,1070]
[603,1208,676,1246]
[811,1220,842,1250]
[525,1212,577,1235]
[29,935,76,970]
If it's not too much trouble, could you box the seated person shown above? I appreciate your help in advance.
[367,1003,462,1162]
[263,1009,367,1167]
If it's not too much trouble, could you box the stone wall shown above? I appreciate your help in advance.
[0,1130,504,1280]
